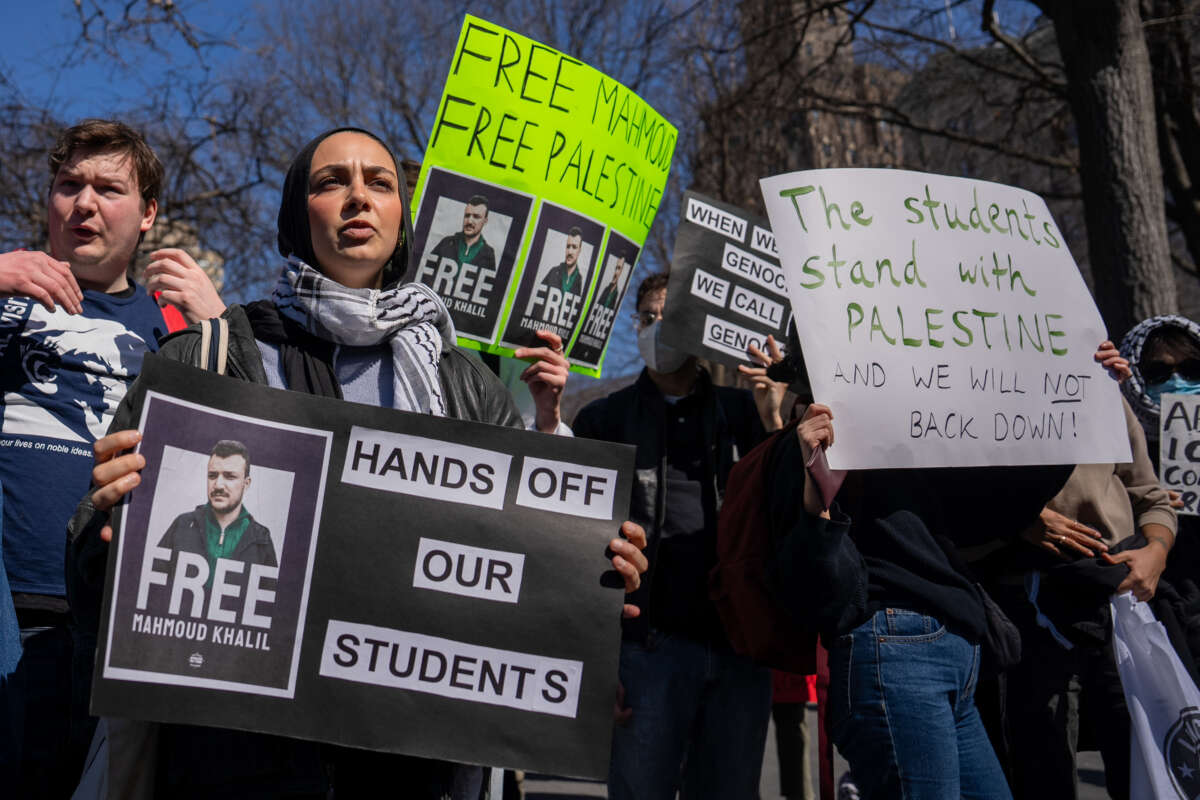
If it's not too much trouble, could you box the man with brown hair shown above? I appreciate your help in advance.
[0,119,222,797]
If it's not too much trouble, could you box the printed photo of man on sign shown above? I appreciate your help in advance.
[157,440,279,572]
[411,167,533,342]
[568,232,639,368]
[102,392,331,697]
[501,202,604,350]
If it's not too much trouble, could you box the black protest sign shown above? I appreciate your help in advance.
[93,356,635,778]
[411,167,534,343]
[499,202,605,350]
[1160,393,1200,517]
[567,231,640,368]
[662,191,792,367]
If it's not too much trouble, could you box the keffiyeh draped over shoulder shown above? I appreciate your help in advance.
[273,257,456,416]
[1119,314,1200,439]
[268,126,454,415]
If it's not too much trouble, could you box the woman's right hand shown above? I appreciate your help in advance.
[91,430,146,542]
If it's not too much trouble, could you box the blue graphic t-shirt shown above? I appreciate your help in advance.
[0,284,167,596]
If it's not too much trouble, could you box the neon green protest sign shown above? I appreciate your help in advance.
[410,15,676,377]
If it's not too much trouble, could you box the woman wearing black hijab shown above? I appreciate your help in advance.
[71,128,648,798]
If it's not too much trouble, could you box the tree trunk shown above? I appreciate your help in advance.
[1144,0,1200,275]
[1035,0,1177,338]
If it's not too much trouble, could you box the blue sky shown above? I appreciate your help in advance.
[0,0,247,116]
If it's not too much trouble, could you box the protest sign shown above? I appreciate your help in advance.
[760,168,1132,469]
[93,356,635,778]
[410,15,675,377]
[1159,393,1200,516]
[661,191,791,367]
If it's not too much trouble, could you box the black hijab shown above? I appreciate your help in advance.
[254,128,416,399]
[276,126,414,289]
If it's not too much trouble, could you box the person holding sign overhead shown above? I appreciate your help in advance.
[574,271,787,800]
[749,340,1138,800]
[70,127,648,799]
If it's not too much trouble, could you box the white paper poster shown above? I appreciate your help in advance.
[760,168,1132,469]
[1159,393,1200,516]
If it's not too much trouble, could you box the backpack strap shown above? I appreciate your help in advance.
[195,318,230,375]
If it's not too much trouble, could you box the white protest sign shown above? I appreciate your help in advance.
[1159,393,1200,516]
[760,168,1132,469]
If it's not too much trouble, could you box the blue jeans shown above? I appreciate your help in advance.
[829,609,1011,800]
[608,631,771,800]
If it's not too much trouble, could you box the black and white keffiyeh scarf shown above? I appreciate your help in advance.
[1119,314,1200,439]
[272,257,455,416]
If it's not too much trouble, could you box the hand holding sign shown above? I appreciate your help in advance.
[91,429,146,542]
[612,520,648,620]
[662,192,791,370]
[515,329,570,433]
[797,404,834,516]
[738,335,788,432]
[1094,340,1132,382]
[410,16,675,377]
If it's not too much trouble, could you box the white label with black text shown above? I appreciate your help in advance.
[729,285,785,327]
[320,620,582,718]
[690,268,730,308]
[750,225,778,257]
[342,427,511,510]
[412,537,525,603]
[515,457,617,520]
[684,197,747,241]
[722,241,789,295]
[703,314,782,360]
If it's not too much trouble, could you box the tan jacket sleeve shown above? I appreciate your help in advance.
[1117,397,1178,536]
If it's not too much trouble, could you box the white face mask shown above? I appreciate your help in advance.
[637,320,689,374]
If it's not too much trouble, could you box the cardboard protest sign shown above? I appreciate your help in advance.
[93,356,635,778]
[661,191,791,367]
[410,15,675,377]
[760,168,1132,469]
[1160,393,1200,516]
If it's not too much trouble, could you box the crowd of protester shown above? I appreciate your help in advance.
[0,117,1196,800]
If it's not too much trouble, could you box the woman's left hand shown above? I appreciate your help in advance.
[515,330,570,433]
[1094,340,1131,382]
[611,520,649,619]
[144,248,226,323]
